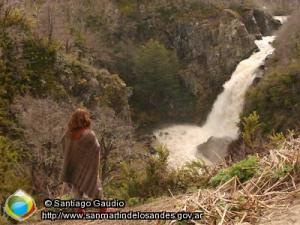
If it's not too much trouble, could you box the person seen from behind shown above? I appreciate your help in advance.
[61,108,115,213]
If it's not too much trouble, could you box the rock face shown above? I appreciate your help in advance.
[168,9,280,123]
[197,136,233,164]
[172,11,257,122]
[242,9,281,37]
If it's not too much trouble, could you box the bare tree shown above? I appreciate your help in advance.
[10,96,133,197]
[90,106,134,185]
[11,95,73,197]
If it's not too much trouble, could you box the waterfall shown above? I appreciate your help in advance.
[154,36,276,168]
[203,36,275,139]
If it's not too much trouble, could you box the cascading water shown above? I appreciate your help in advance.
[154,35,277,168]
[203,36,275,139]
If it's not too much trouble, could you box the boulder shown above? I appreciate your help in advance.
[242,9,281,37]
[197,136,233,164]
[253,9,281,35]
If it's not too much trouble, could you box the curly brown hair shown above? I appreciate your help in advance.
[68,108,91,131]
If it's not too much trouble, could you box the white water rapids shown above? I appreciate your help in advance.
[154,35,277,168]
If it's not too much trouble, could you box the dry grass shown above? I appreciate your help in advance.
[24,137,300,225]
[178,137,300,225]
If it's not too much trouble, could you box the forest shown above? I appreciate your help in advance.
[0,0,300,224]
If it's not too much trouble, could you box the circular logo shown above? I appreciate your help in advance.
[4,190,37,221]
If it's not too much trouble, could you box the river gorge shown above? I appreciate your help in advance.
[154,17,287,168]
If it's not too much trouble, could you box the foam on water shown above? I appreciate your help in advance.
[154,36,276,168]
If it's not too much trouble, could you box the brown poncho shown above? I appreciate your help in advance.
[62,129,102,199]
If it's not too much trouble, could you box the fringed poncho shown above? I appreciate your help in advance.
[62,129,102,199]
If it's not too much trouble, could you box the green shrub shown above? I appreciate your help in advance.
[127,197,142,206]
[268,131,286,147]
[85,15,104,30]
[273,163,293,179]
[116,0,137,16]
[210,156,258,187]
[142,146,171,197]
[244,68,300,133]
[131,40,195,123]
[132,40,180,109]
[0,106,23,141]
[104,146,209,205]
[23,39,57,72]
[0,136,31,202]
[241,111,261,147]
[22,39,60,95]
[169,160,210,192]
[243,13,300,134]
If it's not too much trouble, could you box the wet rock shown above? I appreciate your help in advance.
[173,11,257,122]
[197,136,233,164]
[255,33,263,40]
[253,68,264,85]
[253,9,281,35]
[242,9,281,37]
[242,9,261,36]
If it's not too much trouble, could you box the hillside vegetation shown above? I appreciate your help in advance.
[244,12,300,134]
[0,0,299,224]
[8,132,300,225]
[14,0,280,125]
[0,0,281,205]
[0,0,255,209]
[0,2,132,204]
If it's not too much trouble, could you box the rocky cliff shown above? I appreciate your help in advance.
[14,1,282,125]
[169,9,280,123]
[242,8,281,37]
[0,0,283,200]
